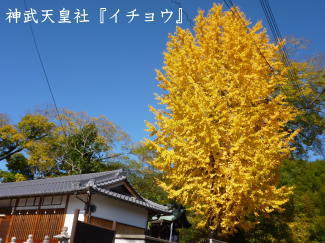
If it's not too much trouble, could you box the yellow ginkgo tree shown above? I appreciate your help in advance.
[146,4,299,235]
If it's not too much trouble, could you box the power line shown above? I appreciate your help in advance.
[223,0,308,100]
[170,0,276,75]
[259,0,302,88]
[223,0,275,72]
[259,0,292,72]
[23,0,66,132]
[260,0,311,108]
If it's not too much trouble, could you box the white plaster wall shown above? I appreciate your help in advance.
[90,194,148,229]
[63,194,87,234]
[115,240,145,243]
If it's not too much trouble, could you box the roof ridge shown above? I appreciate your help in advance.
[95,175,127,186]
[0,169,124,187]
[91,185,170,213]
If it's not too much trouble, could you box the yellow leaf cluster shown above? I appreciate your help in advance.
[0,125,24,144]
[146,4,299,234]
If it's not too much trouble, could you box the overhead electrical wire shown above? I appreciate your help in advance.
[223,0,276,72]
[222,0,309,101]
[170,0,278,78]
[259,0,304,95]
[169,0,294,100]
[23,0,67,132]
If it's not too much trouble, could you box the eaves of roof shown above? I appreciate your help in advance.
[0,169,170,214]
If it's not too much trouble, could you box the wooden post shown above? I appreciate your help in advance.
[112,221,117,231]
[84,190,92,224]
[7,199,19,243]
[69,209,80,243]
[111,221,117,243]
[87,193,92,224]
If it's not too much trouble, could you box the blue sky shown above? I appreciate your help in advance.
[0,0,324,147]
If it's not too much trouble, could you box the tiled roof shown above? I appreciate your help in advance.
[92,185,169,213]
[0,169,169,213]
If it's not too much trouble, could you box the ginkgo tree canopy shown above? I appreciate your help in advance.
[146,4,299,235]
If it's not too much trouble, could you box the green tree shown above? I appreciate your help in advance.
[282,40,325,158]
[0,109,130,179]
[127,143,168,204]
[47,109,130,175]
[0,114,54,161]
[0,153,33,182]
[240,160,325,243]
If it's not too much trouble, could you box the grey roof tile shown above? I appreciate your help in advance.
[0,169,124,198]
[91,185,170,213]
[0,169,169,213]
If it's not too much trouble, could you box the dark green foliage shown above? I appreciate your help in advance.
[0,153,33,182]
[238,159,325,243]
[283,44,325,159]
[280,160,325,216]
[7,153,33,179]
[127,144,168,204]
[58,123,113,174]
